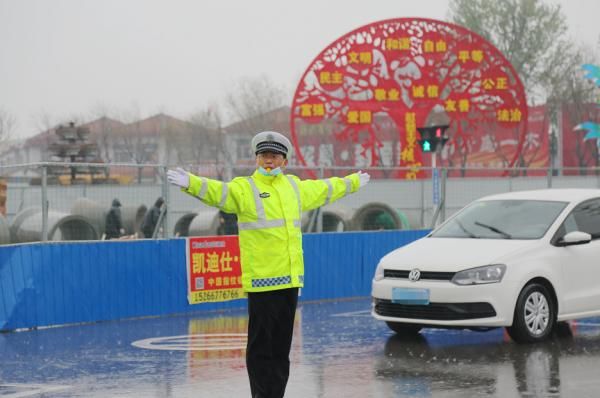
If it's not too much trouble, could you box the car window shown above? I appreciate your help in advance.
[553,213,578,243]
[432,199,567,240]
[570,199,600,239]
[563,214,579,234]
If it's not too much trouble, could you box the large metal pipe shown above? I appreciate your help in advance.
[302,205,353,233]
[174,208,237,237]
[121,205,147,235]
[9,207,40,242]
[10,208,98,243]
[70,198,105,236]
[70,198,147,237]
[179,202,403,236]
[350,202,404,231]
[187,209,221,237]
[173,212,198,237]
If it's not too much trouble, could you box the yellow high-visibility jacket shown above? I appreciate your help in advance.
[183,170,360,292]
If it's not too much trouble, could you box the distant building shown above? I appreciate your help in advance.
[6,103,595,179]
[0,107,292,181]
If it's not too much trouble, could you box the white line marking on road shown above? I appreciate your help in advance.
[0,384,71,398]
[132,333,248,351]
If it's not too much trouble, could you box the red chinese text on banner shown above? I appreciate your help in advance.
[186,236,244,304]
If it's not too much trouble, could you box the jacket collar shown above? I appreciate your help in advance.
[252,169,284,185]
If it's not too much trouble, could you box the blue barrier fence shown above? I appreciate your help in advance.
[0,230,428,331]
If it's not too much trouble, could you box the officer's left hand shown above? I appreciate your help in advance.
[167,167,190,189]
[358,170,370,188]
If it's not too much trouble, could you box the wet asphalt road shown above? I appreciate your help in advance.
[1,298,600,398]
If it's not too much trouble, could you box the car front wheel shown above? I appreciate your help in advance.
[385,321,422,336]
[507,283,556,343]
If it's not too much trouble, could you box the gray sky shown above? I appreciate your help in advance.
[1,0,599,138]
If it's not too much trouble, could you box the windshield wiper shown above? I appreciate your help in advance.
[456,219,479,238]
[474,221,512,239]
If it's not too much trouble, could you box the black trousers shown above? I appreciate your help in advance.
[246,288,299,398]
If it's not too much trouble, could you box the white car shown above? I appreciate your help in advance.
[371,189,600,343]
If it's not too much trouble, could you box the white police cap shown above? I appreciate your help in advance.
[251,131,292,158]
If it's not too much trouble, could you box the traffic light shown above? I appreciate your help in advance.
[417,125,449,152]
[422,139,433,152]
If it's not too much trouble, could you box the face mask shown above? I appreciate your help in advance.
[258,166,282,176]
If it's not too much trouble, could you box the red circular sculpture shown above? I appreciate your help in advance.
[290,18,528,179]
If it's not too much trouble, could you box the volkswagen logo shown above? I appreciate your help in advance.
[408,269,421,282]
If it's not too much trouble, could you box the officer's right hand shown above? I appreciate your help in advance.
[167,167,190,189]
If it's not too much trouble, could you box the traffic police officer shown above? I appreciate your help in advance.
[167,131,370,398]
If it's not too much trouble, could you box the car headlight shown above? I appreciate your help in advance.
[451,264,506,285]
[374,263,384,281]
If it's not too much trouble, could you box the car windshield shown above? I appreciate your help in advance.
[431,199,568,239]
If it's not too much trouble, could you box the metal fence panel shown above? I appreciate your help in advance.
[2,163,600,245]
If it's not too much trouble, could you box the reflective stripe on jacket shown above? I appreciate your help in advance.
[183,170,360,292]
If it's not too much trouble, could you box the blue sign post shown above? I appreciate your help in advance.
[432,167,440,206]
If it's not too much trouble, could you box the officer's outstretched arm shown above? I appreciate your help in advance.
[168,169,244,214]
[296,172,362,211]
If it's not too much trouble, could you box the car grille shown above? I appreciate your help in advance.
[374,299,496,320]
[384,269,456,281]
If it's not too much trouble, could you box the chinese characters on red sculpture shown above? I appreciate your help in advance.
[290,18,537,178]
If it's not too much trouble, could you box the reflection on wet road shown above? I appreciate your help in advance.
[1,299,600,397]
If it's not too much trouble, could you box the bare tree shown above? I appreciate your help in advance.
[186,105,234,179]
[31,112,60,161]
[0,109,16,147]
[220,76,291,173]
[224,75,289,133]
[449,0,599,174]
[153,112,200,171]
[563,79,600,171]
[449,0,574,104]
[90,105,118,164]
[165,104,232,178]
[117,106,157,183]
[448,0,599,106]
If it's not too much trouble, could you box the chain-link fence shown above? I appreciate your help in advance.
[1,162,600,245]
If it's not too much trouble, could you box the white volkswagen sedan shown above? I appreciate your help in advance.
[372,189,600,343]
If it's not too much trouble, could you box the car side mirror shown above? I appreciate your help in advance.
[557,231,592,247]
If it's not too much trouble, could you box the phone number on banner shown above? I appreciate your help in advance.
[190,288,246,304]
